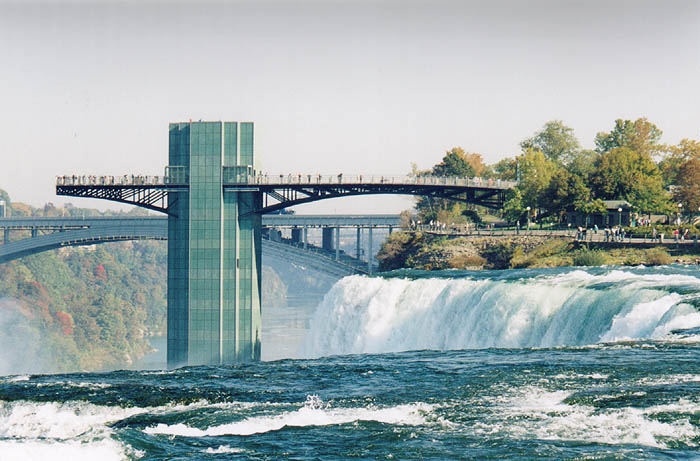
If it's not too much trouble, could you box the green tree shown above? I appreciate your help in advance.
[415,148,478,223]
[432,147,477,177]
[674,157,700,217]
[594,118,663,157]
[515,148,557,212]
[502,189,524,224]
[542,170,591,219]
[590,146,669,214]
[567,149,599,179]
[659,138,700,186]
[520,120,580,164]
[491,157,517,181]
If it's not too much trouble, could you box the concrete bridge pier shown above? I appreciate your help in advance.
[368,226,373,274]
[356,227,361,259]
[322,227,334,251]
[303,227,308,250]
[2,229,8,245]
[335,226,340,261]
[291,227,302,244]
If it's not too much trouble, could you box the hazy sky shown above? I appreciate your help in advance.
[1,0,698,214]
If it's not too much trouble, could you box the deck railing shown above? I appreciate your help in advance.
[57,172,516,189]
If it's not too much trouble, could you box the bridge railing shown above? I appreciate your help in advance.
[224,171,516,189]
[57,172,517,189]
[57,175,168,186]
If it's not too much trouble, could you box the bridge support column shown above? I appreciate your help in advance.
[322,227,334,251]
[31,229,37,238]
[303,227,308,250]
[2,229,8,244]
[335,226,340,261]
[291,227,302,244]
[167,121,261,369]
[368,226,373,274]
[356,227,361,259]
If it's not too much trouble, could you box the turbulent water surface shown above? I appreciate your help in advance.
[4,265,700,459]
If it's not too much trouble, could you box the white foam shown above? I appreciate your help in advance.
[0,400,147,461]
[302,269,700,357]
[476,385,700,449]
[0,398,256,459]
[203,445,246,454]
[0,400,145,440]
[145,396,434,437]
[0,438,130,461]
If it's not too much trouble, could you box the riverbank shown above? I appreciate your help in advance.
[376,231,700,271]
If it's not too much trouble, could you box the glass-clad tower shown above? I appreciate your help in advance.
[167,121,262,368]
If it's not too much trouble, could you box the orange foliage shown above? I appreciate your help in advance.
[94,264,107,281]
[55,311,74,335]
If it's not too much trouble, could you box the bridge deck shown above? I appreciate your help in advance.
[56,174,515,189]
[56,174,514,215]
[0,215,391,275]
[0,215,400,230]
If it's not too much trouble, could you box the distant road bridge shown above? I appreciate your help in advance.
[0,215,400,277]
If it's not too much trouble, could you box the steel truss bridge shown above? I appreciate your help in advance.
[0,215,400,277]
[55,173,515,215]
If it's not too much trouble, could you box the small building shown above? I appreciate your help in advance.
[564,200,632,228]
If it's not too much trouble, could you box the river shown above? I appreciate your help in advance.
[2,265,700,459]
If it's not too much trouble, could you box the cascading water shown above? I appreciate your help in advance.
[302,266,700,357]
[4,265,700,458]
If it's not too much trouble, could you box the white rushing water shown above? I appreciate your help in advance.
[302,268,700,357]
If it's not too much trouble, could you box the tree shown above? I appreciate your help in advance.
[520,120,580,164]
[542,170,591,219]
[491,158,517,181]
[629,175,671,216]
[591,147,656,198]
[462,152,488,177]
[659,138,700,186]
[502,189,524,224]
[567,149,599,179]
[590,146,669,214]
[515,148,557,211]
[415,148,478,223]
[594,118,663,157]
[674,157,700,217]
[577,199,607,216]
[431,147,476,177]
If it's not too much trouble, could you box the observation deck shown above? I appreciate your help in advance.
[56,171,516,215]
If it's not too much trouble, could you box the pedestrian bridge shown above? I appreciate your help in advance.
[56,173,514,214]
[0,215,399,277]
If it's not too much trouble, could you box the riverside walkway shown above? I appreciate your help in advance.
[420,227,700,247]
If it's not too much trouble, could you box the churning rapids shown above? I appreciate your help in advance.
[3,265,700,460]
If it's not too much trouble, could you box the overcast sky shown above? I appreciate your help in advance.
[1,0,698,213]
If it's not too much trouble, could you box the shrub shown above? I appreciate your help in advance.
[449,254,486,269]
[573,249,608,266]
[482,243,522,269]
[644,248,672,266]
[623,252,643,266]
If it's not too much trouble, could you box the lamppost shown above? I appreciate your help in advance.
[678,203,683,225]
[526,206,531,231]
[617,207,622,227]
